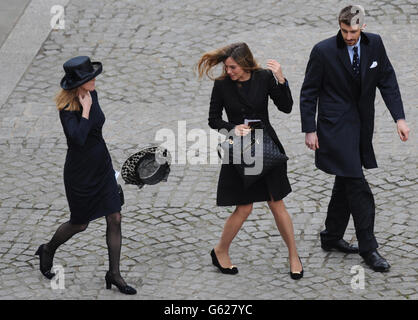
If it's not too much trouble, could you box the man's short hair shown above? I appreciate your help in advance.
[338,5,364,26]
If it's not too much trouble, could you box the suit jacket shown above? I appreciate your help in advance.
[300,31,405,177]
[209,69,293,152]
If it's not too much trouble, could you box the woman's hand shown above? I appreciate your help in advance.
[79,91,92,119]
[234,124,251,136]
[267,59,285,84]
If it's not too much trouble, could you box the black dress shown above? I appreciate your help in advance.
[59,90,121,224]
[208,69,293,206]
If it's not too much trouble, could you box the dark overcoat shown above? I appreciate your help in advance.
[300,31,405,178]
[209,69,293,206]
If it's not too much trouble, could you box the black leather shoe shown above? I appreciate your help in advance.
[321,239,359,253]
[35,244,55,280]
[210,249,238,275]
[105,271,137,295]
[361,250,390,272]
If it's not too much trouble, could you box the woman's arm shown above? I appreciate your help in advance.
[266,60,293,113]
[59,109,92,147]
[267,69,293,114]
[208,80,236,133]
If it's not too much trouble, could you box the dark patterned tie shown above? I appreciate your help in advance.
[352,46,360,77]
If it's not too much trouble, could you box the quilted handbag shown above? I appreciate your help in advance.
[218,121,288,188]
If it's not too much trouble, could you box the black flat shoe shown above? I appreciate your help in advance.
[105,271,137,295]
[321,239,359,254]
[289,256,304,280]
[210,249,238,275]
[35,244,55,280]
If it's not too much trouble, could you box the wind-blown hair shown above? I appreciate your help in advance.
[197,42,261,80]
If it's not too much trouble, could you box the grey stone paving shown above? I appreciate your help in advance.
[0,0,416,300]
[0,0,31,47]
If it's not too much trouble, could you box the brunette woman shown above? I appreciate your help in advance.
[35,56,136,294]
[197,43,303,280]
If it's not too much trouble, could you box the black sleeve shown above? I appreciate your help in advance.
[208,80,236,132]
[59,109,92,147]
[267,70,293,114]
[300,44,323,133]
[376,35,406,122]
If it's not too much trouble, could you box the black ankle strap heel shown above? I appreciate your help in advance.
[105,271,137,295]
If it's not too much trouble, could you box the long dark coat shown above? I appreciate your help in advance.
[300,31,405,177]
[59,90,121,224]
[209,69,293,206]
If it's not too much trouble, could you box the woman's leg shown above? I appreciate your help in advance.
[38,221,88,274]
[214,203,253,268]
[105,212,126,285]
[267,199,302,273]
[46,221,89,254]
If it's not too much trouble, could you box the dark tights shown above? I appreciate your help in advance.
[45,212,126,286]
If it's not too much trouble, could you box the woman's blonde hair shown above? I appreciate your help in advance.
[55,88,80,111]
[196,42,261,80]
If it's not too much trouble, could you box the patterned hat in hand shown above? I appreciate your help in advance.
[121,145,171,189]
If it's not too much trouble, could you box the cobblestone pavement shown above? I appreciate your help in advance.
[0,0,416,300]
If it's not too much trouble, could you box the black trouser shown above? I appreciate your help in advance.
[320,175,378,254]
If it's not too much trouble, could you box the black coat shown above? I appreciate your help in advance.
[209,69,293,206]
[300,31,405,177]
[60,90,121,224]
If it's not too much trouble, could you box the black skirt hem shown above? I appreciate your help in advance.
[69,206,121,225]
[216,188,291,207]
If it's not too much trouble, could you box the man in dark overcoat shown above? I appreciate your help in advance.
[299,5,410,272]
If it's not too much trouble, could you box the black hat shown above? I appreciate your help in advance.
[121,145,171,189]
[60,56,102,90]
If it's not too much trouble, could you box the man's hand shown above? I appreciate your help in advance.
[305,132,319,151]
[396,119,410,142]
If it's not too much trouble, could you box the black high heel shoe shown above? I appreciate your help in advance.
[289,256,304,280]
[35,244,55,280]
[105,271,137,295]
[210,249,238,275]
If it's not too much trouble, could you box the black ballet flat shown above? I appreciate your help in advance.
[210,249,238,275]
[289,256,304,280]
[105,271,137,295]
[35,244,55,280]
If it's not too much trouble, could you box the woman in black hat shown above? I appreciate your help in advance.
[35,56,136,295]
[197,43,303,280]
